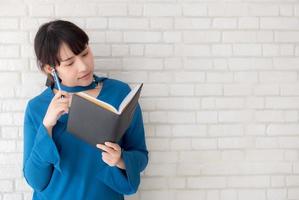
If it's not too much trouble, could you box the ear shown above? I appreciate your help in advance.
[43,64,53,75]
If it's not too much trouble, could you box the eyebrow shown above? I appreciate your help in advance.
[61,56,74,62]
[61,47,88,62]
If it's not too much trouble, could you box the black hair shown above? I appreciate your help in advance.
[34,20,89,86]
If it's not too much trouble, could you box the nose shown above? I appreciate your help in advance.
[76,57,88,72]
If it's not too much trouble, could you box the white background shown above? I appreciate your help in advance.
[0,0,299,199]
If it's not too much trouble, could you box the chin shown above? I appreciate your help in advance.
[78,74,93,86]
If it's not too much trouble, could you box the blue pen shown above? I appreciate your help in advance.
[51,65,64,99]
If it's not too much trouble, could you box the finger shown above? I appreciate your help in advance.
[54,90,70,99]
[104,142,121,151]
[56,101,70,108]
[56,105,69,114]
[102,156,114,166]
[96,144,115,154]
[102,152,112,160]
[56,98,70,105]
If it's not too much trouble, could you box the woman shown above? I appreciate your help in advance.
[23,20,148,200]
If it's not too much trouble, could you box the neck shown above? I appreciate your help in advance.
[53,74,98,93]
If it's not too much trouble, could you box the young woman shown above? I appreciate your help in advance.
[23,20,148,200]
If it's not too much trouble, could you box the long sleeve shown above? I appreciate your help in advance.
[23,103,62,192]
[96,103,148,195]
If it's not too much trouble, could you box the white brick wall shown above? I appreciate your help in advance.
[1,0,299,199]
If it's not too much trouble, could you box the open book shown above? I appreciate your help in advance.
[67,83,143,146]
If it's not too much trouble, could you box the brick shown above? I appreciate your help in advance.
[109,18,149,29]
[207,72,233,83]
[197,111,218,123]
[145,164,176,176]
[0,5,26,16]
[128,4,143,16]
[29,4,54,17]
[208,3,248,16]
[175,18,210,29]
[233,44,262,56]
[98,4,127,16]
[150,18,173,30]
[223,31,257,43]
[149,151,178,163]
[111,45,129,56]
[0,18,19,30]
[209,125,243,136]
[124,31,161,43]
[172,125,207,137]
[261,17,299,30]
[145,44,173,57]
[249,5,279,16]
[0,180,13,192]
[184,31,221,43]
[170,84,194,96]
[195,84,223,96]
[238,190,266,200]
[174,72,205,83]
[221,190,237,200]
[175,44,210,57]
[170,138,192,150]
[0,32,27,44]
[228,176,269,188]
[176,191,205,200]
[213,18,237,29]
[163,31,181,43]
[144,4,181,17]
[86,18,107,29]
[187,177,226,189]
[266,97,299,109]
[155,98,200,110]
[182,4,207,16]
[123,58,163,70]
[239,17,259,29]
[218,137,255,149]
[192,138,218,150]
[55,4,97,16]
[212,45,232,56]
[275,31,299,42]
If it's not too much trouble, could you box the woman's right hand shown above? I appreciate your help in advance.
[43,90,71,135]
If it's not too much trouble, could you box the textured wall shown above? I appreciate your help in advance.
[0,0,299,199]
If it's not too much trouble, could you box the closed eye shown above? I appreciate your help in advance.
[66,62,74,66]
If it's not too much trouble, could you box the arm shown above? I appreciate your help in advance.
[23,103,61,192]
[96,103,149,195]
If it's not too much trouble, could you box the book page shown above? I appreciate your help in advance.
[76,92,118,114]
[118,83,143,114]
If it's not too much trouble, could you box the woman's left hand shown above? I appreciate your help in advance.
[96,142,126,170]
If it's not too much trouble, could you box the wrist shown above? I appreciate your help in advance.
[43,121,53,136]
[116,158,126,170]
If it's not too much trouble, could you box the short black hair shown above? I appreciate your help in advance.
[34,19,89,71]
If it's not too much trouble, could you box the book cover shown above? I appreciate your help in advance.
[66,83,143,146]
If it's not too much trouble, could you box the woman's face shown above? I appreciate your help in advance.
[52,42,94,87]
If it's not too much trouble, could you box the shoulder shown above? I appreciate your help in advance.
[104,78,131,95]
[100,77,133,108]
[25,88,51,120]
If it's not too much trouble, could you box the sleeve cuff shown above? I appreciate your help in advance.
[95,150,144,195]
[32,123,62,173]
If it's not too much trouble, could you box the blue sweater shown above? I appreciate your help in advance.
[23,77,148,200]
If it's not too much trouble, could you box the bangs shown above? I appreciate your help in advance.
[34,20,89,69]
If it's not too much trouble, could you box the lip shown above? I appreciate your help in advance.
[78,72,91,80]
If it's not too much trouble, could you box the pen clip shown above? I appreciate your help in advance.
[50,65,64,99]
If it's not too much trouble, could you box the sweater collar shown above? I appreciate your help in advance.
[48,74,108,124]
[53,74,101,93]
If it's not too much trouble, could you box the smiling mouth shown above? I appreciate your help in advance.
[78,73,90,79]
